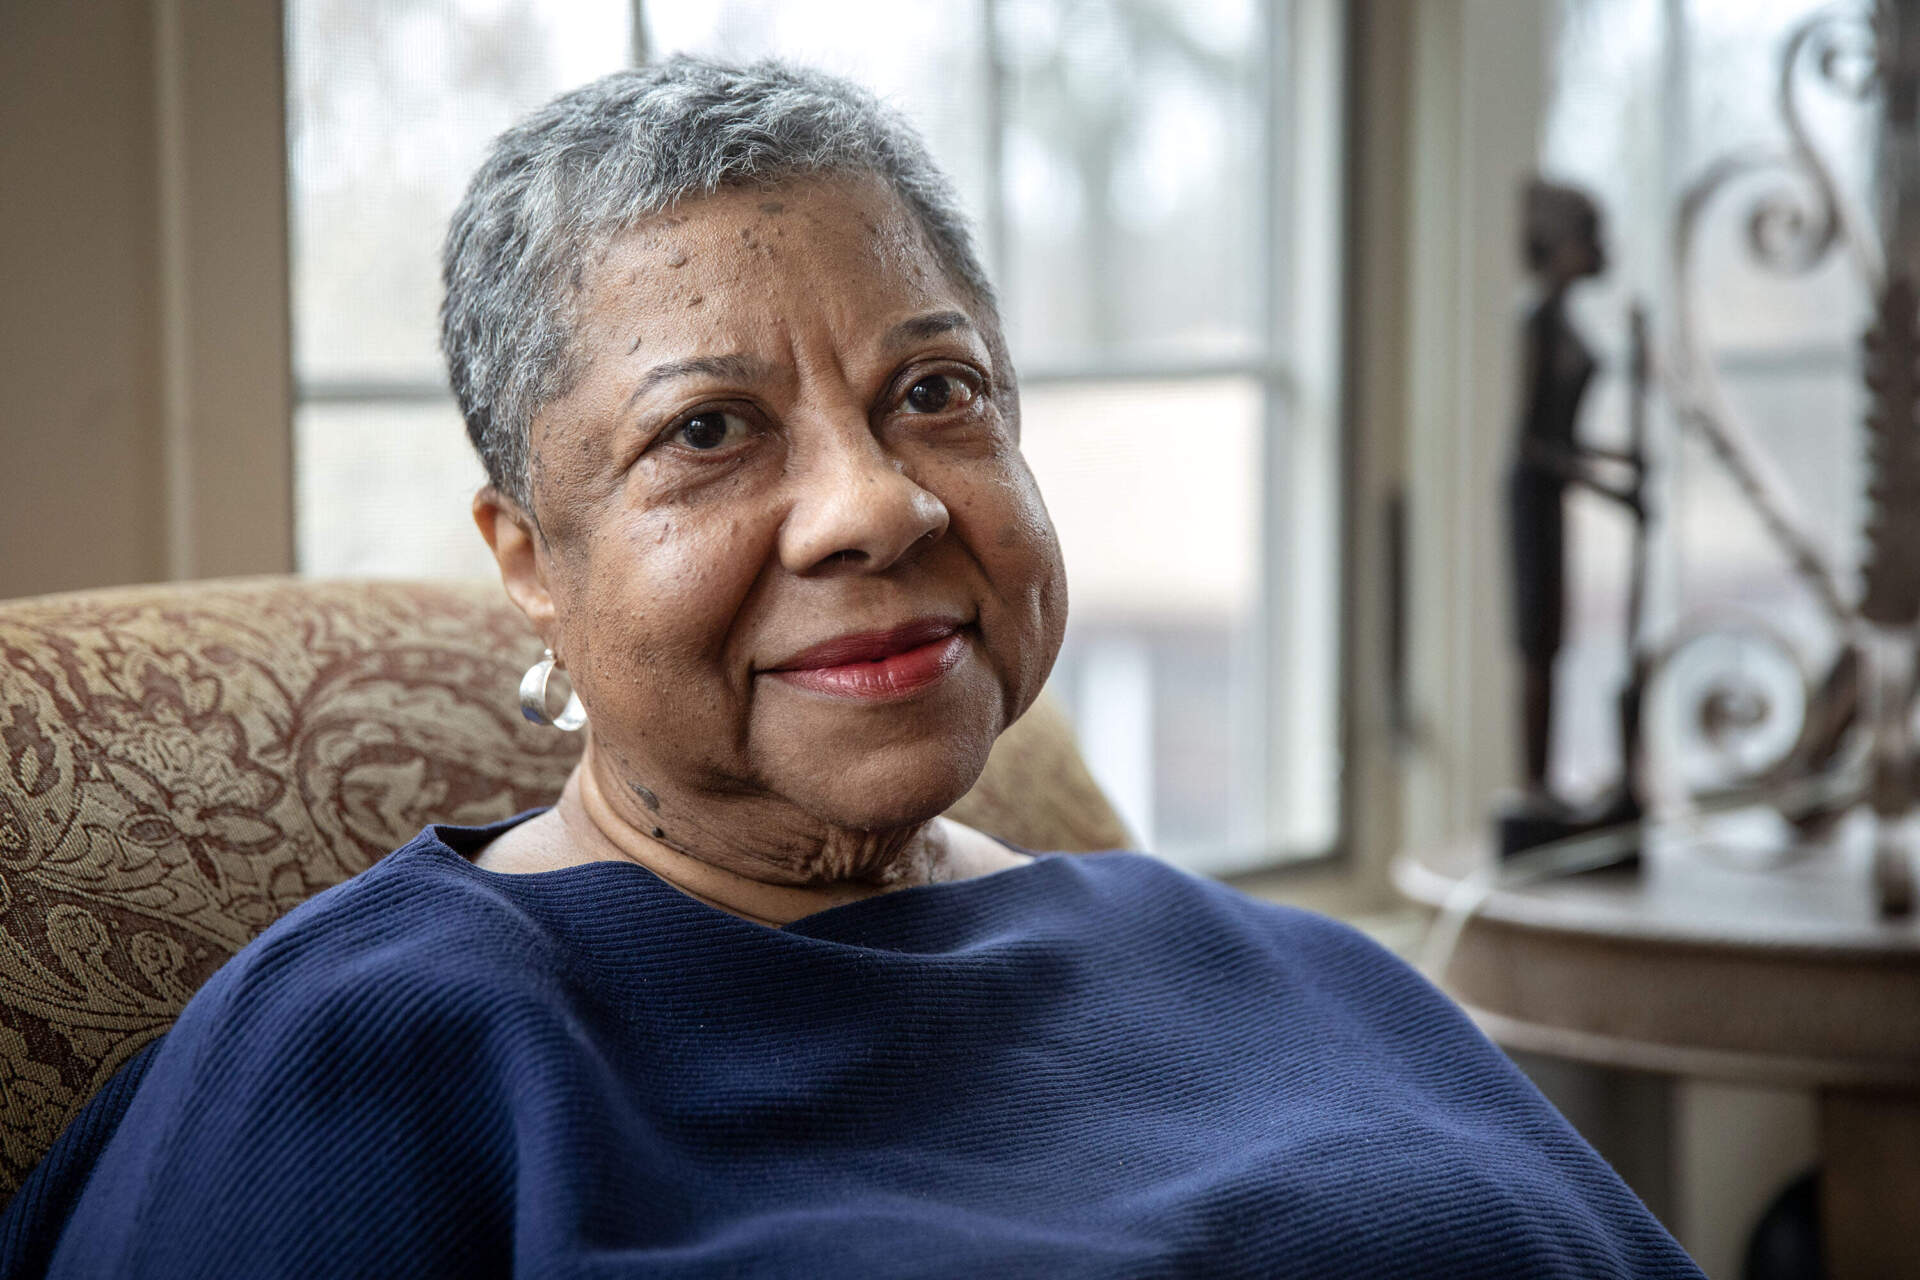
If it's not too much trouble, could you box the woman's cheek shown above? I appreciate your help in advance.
[982,456,1062,586]
[997,462,1069,661]
[606,505,774,671]
[959,457,1065,649]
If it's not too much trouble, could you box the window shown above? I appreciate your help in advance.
[288,1,634,581]
[1539,0,1871,803]
[287,0,1344,872]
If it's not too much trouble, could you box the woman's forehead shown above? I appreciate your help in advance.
[581,174,959,339]
[537,173,994,448]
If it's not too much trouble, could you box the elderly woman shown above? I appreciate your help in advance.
[4,58,1699,1278]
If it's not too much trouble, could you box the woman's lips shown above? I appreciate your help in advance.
[766,619,969,700]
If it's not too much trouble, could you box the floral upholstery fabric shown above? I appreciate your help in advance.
[0,577,1128,1199]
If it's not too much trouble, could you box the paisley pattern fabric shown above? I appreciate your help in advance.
[0,577,1127,1200]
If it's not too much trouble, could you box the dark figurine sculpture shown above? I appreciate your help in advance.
[1498,179,1649,859]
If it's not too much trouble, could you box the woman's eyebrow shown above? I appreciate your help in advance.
[883,310,975,349]
[624,353,768,410]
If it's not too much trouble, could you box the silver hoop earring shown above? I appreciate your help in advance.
[519,648,586,731]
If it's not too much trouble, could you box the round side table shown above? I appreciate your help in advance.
[1394,833,1920,1279]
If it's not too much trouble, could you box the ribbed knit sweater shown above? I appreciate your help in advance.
[2,817,1701,1278]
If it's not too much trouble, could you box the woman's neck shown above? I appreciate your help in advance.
[541,751,1025,927]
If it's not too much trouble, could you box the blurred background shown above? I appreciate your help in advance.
[2,2,1903,1274]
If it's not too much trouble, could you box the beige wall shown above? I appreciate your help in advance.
[0,0,292,602]
[3,4,165,598]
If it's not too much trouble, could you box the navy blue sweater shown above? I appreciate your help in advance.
[2,818,1700,1278]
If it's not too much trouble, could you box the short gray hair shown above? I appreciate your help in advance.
[440,55,999,506]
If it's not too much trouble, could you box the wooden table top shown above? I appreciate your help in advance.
[1393,811,1920,1087]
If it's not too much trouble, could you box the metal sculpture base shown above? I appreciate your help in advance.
[1493,788,1643,867]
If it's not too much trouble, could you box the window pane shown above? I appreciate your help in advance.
[1681,362,1865,635]
[1019,379,1271,869]
[641,0,993,235]
[997,0,1267,368]
[287,0,633,573]
[1687,0,1872,176]
[1546,0,1874,352]
[1686,0,1875,349]
[1543,0,1666,343]
[287,0,633,385]
[295,401,497,579]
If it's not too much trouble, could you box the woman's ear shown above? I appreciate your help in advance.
[473,486,557,643]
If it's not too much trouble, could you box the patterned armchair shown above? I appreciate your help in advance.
[0,578,1128,1199]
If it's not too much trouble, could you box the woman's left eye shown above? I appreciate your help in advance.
[670,410,751,451]
[902,372,978,415]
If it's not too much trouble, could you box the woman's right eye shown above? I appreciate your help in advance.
[671,410,751,452]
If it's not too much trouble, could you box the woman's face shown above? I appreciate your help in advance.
[485,174,1066,861]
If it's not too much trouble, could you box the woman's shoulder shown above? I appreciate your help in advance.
[186,822,569,1040]
[23,825,551,1275]
[252,822,542,946]
[1045,847,1399,957]
[1040,847,1459,1024]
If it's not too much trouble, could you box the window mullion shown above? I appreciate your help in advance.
[981,0,1008,290]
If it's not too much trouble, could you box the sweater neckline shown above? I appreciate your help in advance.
[413,809,1081,950]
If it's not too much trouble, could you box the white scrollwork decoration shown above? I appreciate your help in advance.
[1665,5,1878,628]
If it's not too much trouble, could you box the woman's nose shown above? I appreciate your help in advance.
[777,425,950,576]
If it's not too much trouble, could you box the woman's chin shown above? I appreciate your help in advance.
[754,714,998,835]
[747,659,1005,831]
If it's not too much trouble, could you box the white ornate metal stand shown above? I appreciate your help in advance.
[1662,0,1919,914]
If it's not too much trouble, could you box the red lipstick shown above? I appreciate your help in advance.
[766,618,969,700]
